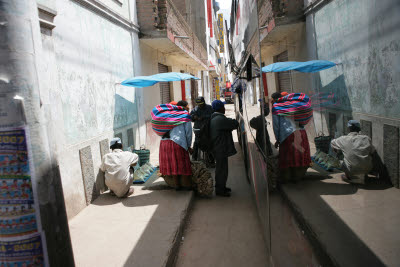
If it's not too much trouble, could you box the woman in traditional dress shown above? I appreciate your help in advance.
[271,92,312,182]
[152,101,193,190]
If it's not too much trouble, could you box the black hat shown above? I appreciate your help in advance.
[196,97,205,104]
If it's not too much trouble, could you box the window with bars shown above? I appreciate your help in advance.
[275,50,292,93]
[158,63,171,104]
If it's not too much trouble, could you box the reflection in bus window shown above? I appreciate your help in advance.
[250,101,272,156]
[233,79,245,114]
[271,93,312,183]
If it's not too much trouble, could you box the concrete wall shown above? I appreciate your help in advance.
[306,0,400,149]
[37,0,143,218]
[261,23,309,96]
[305,0,400,186]
[310,0,400,118]
[187,0,207,50]
[1,0,77,264]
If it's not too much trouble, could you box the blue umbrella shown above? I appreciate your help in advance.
[261,60,337,73]
[121,72,200,88]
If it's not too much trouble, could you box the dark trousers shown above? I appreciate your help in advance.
[215,157,228,192]
[192,134,200,160]
[193,133,215,163]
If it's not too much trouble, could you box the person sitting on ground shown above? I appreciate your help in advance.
[331,120,375,184]
[210,100,239,197]
[250,99,273,156]
[100,138,138,197]
[190,96,214,162]
[159,100,194,190]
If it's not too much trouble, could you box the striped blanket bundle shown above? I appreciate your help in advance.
[272,93,313,126]
[151,104,191,136]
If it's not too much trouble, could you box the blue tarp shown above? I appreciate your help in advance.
[261,60,336,73]
[121,72,200,88]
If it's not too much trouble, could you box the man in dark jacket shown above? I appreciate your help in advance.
[210,100,239,197]
[190,97,214,161]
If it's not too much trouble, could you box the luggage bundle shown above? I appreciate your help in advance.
[133,162,157,183]
[190,161,213,197]
[311,151,341,171]
[159,161,213,197]
[150,104,191,136]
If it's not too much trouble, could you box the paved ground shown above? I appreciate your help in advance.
[70,103,400,267]
[175,106,269,267]
[282,170,400,267]
[69,176,193,267]
[265,115,400,267]
[69,104,269,267]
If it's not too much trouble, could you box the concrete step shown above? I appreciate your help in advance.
[281,172,399,267]
[69,179,194,267]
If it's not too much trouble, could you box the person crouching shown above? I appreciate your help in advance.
[100,138,138,197]
[331,120,375,184]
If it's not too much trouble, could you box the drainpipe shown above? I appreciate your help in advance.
[0,0,74,266]
[304,0,332,16]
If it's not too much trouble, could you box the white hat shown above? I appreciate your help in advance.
[110,137,122,146]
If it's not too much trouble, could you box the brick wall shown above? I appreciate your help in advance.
[136,0,158,33]
[166,0,207,68]
[258,0,274,30]
[171,0,187,20]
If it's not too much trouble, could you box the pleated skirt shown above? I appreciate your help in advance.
[159,140,192,176]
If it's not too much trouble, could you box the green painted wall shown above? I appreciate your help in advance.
[309,0,400,119]
[54,0,139,145]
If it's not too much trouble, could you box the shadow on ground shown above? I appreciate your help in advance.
[70,172,193,267]
[280,169,394,266]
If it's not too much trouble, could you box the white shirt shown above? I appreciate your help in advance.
[100,149,139,197]
[331,132,375,175]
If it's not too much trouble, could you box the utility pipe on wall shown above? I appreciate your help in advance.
[304,0,333,16]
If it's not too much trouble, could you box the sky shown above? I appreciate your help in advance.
[217,0,232,29]
[218,0,232,10]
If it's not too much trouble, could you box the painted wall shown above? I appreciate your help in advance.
[1,0,75,264]
[306,0,400,156]
[309,0,400,119]
[37,0,142,218]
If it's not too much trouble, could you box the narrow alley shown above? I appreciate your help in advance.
[174,105,269,267]
[68,105,269,267]
[1,0,400,266]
